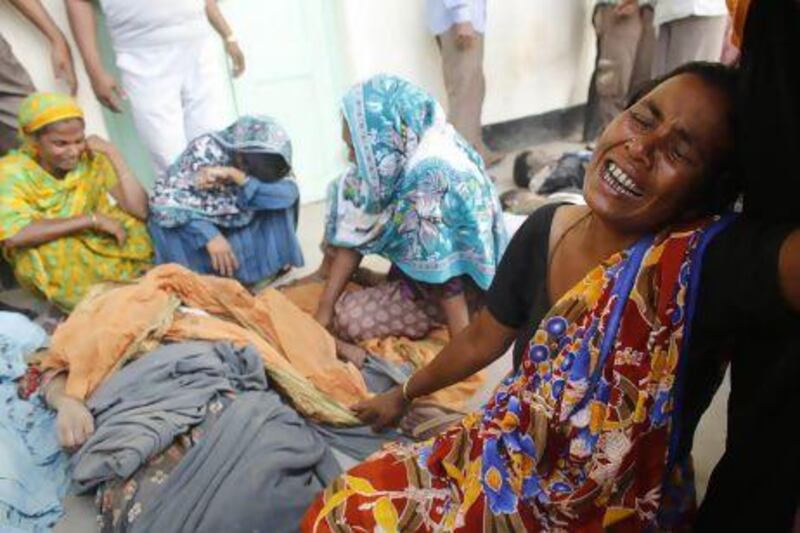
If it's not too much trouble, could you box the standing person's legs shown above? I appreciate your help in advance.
[629,6,656,97]
[0,34,36,156]
[584,5,643,141]
[652,15,727,76]
[438,29,495,163]
[116,46,188,177]
[182,36,230,143]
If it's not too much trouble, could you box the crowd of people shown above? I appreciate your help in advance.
[0,0,798,531]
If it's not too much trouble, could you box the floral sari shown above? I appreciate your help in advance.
[304,215,732,532]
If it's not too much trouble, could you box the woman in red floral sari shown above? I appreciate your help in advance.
[303,60,800,531]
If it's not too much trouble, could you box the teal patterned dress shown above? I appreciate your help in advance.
[325,74,507,290]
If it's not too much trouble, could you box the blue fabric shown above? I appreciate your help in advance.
[0,312,69,532]
[149,181,303,285]
[148,116,304,284]
[325,74,507,290]
[150,115,295,228]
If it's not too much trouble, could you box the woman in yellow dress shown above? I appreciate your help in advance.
[0,93,152,309]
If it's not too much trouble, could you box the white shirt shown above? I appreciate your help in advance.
[98,0,209,51]
[425,0,487,35]
[653,0,729,26]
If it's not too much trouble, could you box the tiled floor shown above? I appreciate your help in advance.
[54,142,729,530]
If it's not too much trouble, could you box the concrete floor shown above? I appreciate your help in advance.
[55,142,729,530]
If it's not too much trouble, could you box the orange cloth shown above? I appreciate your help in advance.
[359,329,485,411]
[42,265,369,417]
[727,0,751,47]
[281,280,486,412]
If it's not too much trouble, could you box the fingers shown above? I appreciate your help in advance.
[101,91,123,113]
[210,251,221,275]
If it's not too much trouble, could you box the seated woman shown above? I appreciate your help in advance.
[0,93,152,310]
[316,75,507,340]
[148,115,304,285]
[303,63,800,531]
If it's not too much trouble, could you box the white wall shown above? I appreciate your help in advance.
[0,0,108,136]
[338,0,597,125]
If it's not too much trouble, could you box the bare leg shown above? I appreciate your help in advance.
[438,292,470,338]
[314,246,362,329]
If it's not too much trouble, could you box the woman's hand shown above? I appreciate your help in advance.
[225,40,246,78]
[351,386,409,432]
[92,214,127,246]
[85,134,116,157]
[89,69,126,113]
[206,234,239,277]
[50,36,78,95]
[55,396,94,451]
[196,166,246,189]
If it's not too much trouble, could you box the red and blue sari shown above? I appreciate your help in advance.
[303,215,732,532]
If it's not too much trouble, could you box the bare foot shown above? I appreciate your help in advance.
[335,339,369,368]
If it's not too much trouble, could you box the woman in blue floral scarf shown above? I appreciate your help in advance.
[148,115,303,285]
[316,75,507,338]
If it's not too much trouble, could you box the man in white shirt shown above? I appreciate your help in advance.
[652,0,728,76]
[65,0,245,177]
[584,0,656,141]
[426,0,501,167]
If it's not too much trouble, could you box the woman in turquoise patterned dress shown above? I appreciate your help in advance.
[315,75,507,338]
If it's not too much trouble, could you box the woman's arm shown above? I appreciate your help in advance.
[778,229,800,312]
[205,0,245,77]
[352,309,517,431]
[87,136,149,220]
[314,246,362,328]
[3,216,91,249]
[43,373,95,449]
[237,178,299,211]
[9,0,77,94]
[64,0,126,112]
[3,214,126,249]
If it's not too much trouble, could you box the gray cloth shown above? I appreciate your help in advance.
[131,391,339,533]
[312,355,411,462]
[72,341,264,491]
[0,33,35,137]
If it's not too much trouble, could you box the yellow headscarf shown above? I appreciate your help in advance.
[17,92,84,136]
[727,0,752,48]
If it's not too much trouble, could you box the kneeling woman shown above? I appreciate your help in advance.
[316,75,507,338]
[304,63,800,530]
[149,116,304,284]
[0,93,152,310]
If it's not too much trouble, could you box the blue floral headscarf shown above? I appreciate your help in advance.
[150,115,293,228]
[326,74,507,290]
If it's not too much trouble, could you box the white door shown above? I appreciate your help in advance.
[222,0,348,203]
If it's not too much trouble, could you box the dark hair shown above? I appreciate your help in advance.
[736,0,800,222]
[626,61,741,214]
[239,152,291,183]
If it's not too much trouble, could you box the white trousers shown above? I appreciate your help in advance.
[115,35,230,177]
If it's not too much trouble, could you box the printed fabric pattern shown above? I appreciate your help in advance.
[324,74,507,290]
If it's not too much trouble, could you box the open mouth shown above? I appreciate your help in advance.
[601,160,644,198]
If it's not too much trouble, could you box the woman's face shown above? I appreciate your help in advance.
[341,118,356,164]
[584,73,733,234]
[34,118,86,175]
